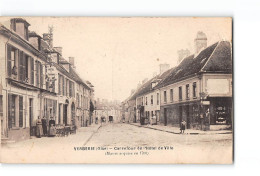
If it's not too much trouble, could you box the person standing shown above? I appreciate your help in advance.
[36,116,43,138]
[41,116,47,136]
[180,120,186,134]
[48,117,56,137]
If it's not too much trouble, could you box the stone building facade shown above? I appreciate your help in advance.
[0,18,95,142]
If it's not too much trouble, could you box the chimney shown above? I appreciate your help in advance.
[29,31,41,51]
[54,47,63,56]
[137,82,141,89]
[194,31,207,54]
[43,33,53,48]
[159,64,170,74]
[69,57,75,68]
[10,18,30,41]
[142,78,148,84]
[177,49,191,64]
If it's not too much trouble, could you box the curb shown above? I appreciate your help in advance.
[129,123,232,135]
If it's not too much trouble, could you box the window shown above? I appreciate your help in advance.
[193,82,197,98]
[77,93,80,107]
[164,90,167,103]
[36,61,39,87]
[62,76,65,95]
[186,84,190,100]
[145,97,148,105]
[18,51,26,82]
[40,62,43,88]
[69,81,75,97]
[170,89,173,102]
[24,55,29,83]
[157,93,159,105]
[141,97,144,106]
[58,74,62,95]
[179,86,182,101]
[81,95,83,107]
[151,95,153,105]
[7,45,18,77]
[30,57,34,85]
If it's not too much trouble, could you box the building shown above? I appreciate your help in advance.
[0,18,56,141]
[124,31,232,131]
[156,41,232,130]
[0,18,95,142]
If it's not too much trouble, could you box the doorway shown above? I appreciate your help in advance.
[29,98,33,136]
[164,108,167,126]
[186,105,190,129]
[63,104,68,125]
[179,106,183,127]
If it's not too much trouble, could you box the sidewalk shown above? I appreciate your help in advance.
[1,124,101,148]
[130,123,232,135]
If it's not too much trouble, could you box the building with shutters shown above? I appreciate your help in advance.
[0,18,95,142]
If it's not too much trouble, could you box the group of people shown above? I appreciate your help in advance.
[36,116,56,138]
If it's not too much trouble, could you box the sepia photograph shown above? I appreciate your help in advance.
[0,17,233,164]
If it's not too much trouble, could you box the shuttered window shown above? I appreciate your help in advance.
[36,61,40,87]
[7,45,12,77]
[40,62,43,88]
[19,51,25,81]
[19,96,23,127]
[30,57,34,85]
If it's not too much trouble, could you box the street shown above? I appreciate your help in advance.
[1,123,233,164]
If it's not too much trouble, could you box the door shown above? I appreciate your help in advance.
[186,105,190,129]
[164,108,167,126]
[63,104,67,125]
[179,106,183,127]
[29,98,33,136]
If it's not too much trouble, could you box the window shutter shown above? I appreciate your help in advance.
[31,57,34,85]
[7,45,12,77]
[19,96,23,127]
[40,63,43,88]
[19,51,24,81]
[8,94,12,128]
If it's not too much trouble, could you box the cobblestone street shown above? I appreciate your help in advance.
[1,123,232,163]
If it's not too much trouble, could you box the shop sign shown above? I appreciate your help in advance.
[201,101,210,105]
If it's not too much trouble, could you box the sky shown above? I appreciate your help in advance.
[1,17,232,102]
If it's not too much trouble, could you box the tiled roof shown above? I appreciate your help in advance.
[155,41,232,89]
[128,67,174,101]
[69,67,91,90]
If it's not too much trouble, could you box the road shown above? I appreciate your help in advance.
[1,123,233,164]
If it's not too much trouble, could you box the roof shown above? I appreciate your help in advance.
[29,31,42,38]
[128,67,174,101]
[155,41,232,89]
[69,67,91,90]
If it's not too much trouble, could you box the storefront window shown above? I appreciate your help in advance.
[215,106,228,124]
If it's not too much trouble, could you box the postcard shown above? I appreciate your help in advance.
[0,17,233,164]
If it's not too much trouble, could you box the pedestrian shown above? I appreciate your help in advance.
[41,116,47,136]
[151,114,156,125]
[48,117,56,137]
[180,120,186,134]
[36,116,43,138]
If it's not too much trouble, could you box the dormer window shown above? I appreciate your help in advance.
[10,18,30,41]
